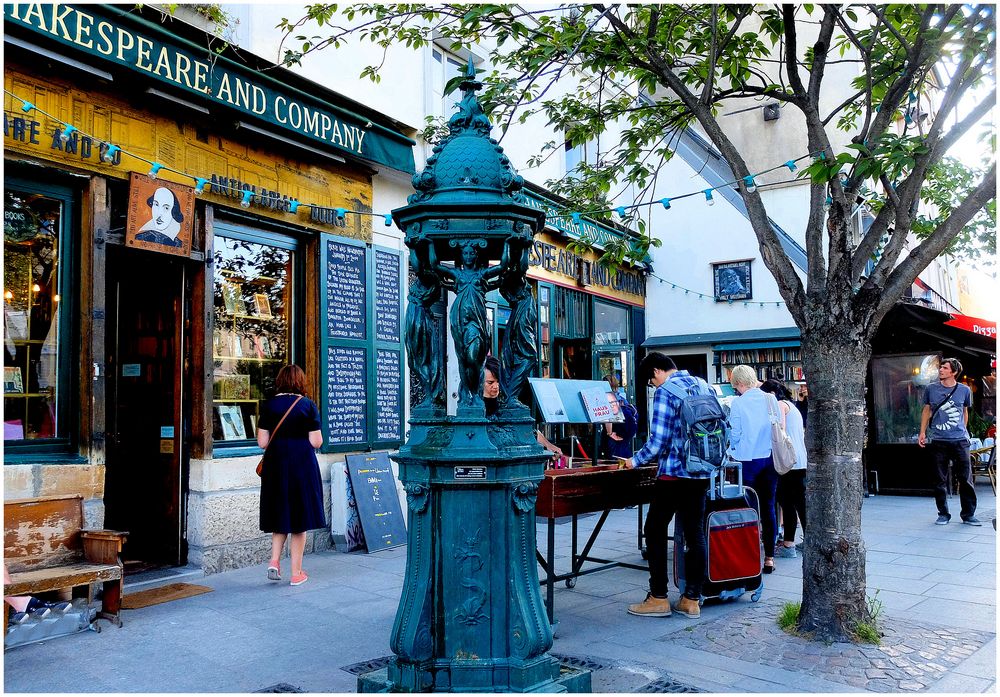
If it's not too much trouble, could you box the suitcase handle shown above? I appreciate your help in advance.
[709,458,743,500]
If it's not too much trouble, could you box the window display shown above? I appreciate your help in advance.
[4,188,66,441]
[212,234,293,443]
[872,353,940,445]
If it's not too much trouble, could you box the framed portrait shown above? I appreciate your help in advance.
[253,293,272,318]
[713,260,753,302]
[125,172,195,257]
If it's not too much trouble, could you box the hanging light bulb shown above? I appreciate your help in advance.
[383,214,393,227]
[704,189,715,206]
[571,213,582,225]
[59,125,77,143]
[101,144,120,164]
[784,161,797,173]
[32,283,41,293]
[20,101,34,113]
[240,190,254,208]
[4,290,13,301]
[824,196,833,210]
[53,294,60,302]
[660,198,671,210]
[615,206,627,218]
[334,208,347,221]
[288,200,299,214]
[194,178,208,195]
[743,175,757,193]
[148,162,163,179]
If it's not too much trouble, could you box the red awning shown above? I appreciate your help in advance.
[944,313,997,339]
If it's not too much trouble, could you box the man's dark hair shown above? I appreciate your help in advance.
[942,357,963,377]
[146,188,184,223]
[760,378,792,401]
[638,352,676,385]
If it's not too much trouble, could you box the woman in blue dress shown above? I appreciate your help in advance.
[257,365,325,586]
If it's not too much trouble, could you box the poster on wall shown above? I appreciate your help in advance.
[125,172,195,257]
[713,260,753,302]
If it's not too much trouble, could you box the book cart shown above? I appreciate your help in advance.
[528,378,657,624]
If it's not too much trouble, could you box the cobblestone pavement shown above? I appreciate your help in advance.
[670,597,993,692]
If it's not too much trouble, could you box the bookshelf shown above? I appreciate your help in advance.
[714,346,804,385]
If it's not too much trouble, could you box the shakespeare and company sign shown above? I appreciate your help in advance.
[2,3,415,173]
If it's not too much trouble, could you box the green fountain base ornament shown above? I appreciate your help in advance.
[357,62,590,693]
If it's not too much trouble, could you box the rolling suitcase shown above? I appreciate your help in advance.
[673,460,764,603]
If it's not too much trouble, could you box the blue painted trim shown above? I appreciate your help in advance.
[711,340,801,350]
[643,326,800,348]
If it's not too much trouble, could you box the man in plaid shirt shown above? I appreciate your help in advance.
[624,352,711,619]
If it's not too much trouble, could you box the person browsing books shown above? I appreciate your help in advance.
[256,365,326,586]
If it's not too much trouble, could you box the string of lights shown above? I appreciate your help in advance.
[647,272,786,307]
[5,87,814,305]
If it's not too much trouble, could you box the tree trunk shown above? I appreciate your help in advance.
[797,326,873,641]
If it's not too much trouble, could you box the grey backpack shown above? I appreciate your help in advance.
[663,378,729,476]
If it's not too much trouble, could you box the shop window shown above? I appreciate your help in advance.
[537,284,551,377]
[871,353,940,445]
[594,300,630,345]
[211,226,298,447]
[4,183,75,450]
[553,286,590,339]
[430,47,465,119]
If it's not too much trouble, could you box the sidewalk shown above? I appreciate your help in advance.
[4,484,995,693]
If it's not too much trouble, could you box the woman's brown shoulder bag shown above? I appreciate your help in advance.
[256,395,304,477]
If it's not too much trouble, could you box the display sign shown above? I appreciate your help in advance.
[3,3,415,173]
[454,466,487,480]
[527,232,645,306]
[125,172,194,256]
[326,240,367,340]
[713,260,753,302]
[528,378,617,424]
[345,452,406,553]
[579,386,624,423]
[375,249,401,342]
[944,314,997,338]
[375,349,402,442]
[326,346,367,446]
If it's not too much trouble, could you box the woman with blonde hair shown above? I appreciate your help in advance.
[727,364,780,573]
[257,365,325,586]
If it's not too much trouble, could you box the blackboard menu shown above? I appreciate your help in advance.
[326,240,367,340]
[375,250,401,342]
[326,346,367,446]
[376,349,402,442]
[345,452,406,552]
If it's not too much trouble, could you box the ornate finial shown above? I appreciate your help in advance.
[448,61,490,136]
[458,57,481,95]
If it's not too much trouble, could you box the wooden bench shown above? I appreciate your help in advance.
[4,495,128,632]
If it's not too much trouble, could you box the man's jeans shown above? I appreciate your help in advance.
[931,439,977,520]
[644,477,709,599]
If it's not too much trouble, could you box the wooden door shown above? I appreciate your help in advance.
[104,248,187,569]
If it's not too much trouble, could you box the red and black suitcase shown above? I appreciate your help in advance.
[673,461,764,603]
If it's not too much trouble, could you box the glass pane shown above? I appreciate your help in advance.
[594,300,629,345]
[872,354,940,445]
[4,189,64,441]
[212,236,292,443]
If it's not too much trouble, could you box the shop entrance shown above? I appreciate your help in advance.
[104,248,189,571]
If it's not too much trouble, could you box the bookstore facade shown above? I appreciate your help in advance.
[3,5,415,572]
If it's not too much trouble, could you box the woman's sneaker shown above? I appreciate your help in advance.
[775,545,798,558]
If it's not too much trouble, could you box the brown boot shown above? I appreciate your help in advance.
[627,592,672,617]
[673,595,701,618]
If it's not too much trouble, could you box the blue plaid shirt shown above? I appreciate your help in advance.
[633,370,712,479]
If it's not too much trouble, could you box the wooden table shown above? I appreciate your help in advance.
[534,464,659,624]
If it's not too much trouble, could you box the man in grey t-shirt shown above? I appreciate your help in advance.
[918,357,979,526]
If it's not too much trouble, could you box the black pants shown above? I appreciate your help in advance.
[777,469,807,542]
[931,440,977,520]
[644,477,709,599]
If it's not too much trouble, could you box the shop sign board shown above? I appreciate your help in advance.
[2,3,415,173]
[345,452,406,553]
[4,66,375,241]
[125,172,194,256]
[526,232,646,306]
[944,314,997,339]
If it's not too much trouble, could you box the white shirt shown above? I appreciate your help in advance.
[727,387,773,461]
[781,399,808,470]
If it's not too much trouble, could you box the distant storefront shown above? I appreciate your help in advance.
[3,4,414,573]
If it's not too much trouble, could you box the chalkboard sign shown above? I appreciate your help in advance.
[345,452,406,552]
[326,240,367,340]
[375,249,401,342]
[376,349,402,442]
[326,346,368,446]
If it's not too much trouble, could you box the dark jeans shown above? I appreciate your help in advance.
[742,457,779,557]
[931,439,977,520]
[777,469,807,542]
[644,477,709,599]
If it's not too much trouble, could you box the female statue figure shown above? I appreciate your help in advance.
[499,233,537,404]
[404,247,445,409]
[434,240,502,406]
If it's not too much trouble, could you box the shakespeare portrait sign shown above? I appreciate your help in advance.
[126,172,194,256]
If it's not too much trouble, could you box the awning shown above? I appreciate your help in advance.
[944,314,997,339]
[643,326,799,349]
[710,340,801,351]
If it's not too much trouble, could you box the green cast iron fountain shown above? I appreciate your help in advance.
[357,62,590,693]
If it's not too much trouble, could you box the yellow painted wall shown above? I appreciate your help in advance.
[528,232,646,307]
[4,63,373,241]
